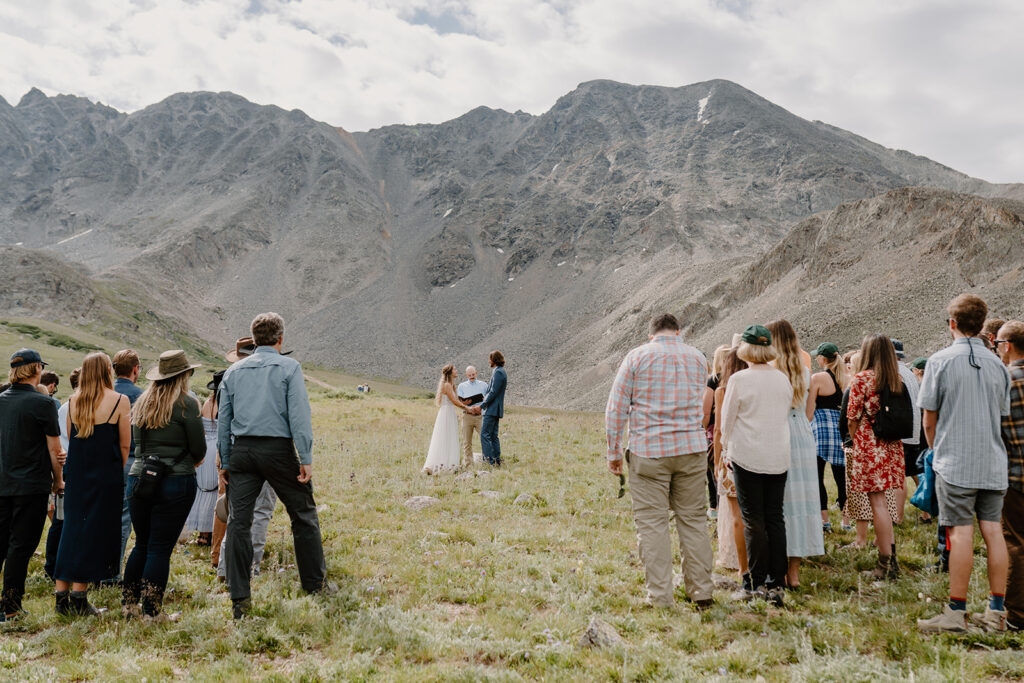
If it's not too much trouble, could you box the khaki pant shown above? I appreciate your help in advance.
[461,412,482,466]
[629,451,714,605]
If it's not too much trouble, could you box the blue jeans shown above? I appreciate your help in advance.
[123,474,196,616]
[118,457,135,578]
[480,416,501,466]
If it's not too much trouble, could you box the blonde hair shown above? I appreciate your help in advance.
[711,344,730,378]
[435,364,455,407]
[847,351,863,374]
[766,320,807,408]
[736,342,778,365]
[132,372,196,430]
[8,362,41,384]
[818,353,850,391]
[71,352,114,439]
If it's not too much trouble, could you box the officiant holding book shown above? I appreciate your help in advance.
[457,366,488,467]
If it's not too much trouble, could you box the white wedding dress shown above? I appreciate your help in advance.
[422,394,461,474]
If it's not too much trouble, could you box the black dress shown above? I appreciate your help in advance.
[54,397,125,583]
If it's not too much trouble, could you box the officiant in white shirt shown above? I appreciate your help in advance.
[457,366,488,466]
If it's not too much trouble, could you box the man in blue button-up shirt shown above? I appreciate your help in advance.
[218,312,328,618]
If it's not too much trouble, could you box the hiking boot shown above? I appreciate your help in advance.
[766,587,785,607]
[692,598,714,611]
[55,590,71,616]
[69,591,104,617]
[917,605,968,633]
[232,598,251,620]
[0,608,27,622]
[867,553,893,581]
[970,607,1008,633]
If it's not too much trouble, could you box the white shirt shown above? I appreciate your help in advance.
[897,361,922,446]
[720,366,793,474]
[58,401,70,452]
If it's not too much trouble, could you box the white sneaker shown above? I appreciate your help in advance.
[970,607,1008,632]
[917,605,968,633]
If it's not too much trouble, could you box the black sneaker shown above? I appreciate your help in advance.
[693,598,714,611]
[766,587,785,607]
[0,609,27,622]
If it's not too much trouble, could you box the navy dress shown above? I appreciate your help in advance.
[54,398,125,583]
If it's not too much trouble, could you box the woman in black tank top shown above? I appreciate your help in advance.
[807,344,850,531]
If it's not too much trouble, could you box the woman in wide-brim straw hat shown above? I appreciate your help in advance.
[122,350,206,620]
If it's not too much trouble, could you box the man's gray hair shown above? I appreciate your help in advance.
[466,365,476,374]
[251,312,285,347]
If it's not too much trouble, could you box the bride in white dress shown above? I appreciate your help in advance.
[423,364,472,475]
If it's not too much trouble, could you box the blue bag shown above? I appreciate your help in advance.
[910,448,939,517]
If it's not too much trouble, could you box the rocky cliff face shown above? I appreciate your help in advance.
[0,81,1021,406]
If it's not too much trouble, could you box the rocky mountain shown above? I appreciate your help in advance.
[0,80,1021,407]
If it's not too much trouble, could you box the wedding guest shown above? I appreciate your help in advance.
[54,352,130,616]
[0,349,65,621]
[45,367,80,581]
[918,295,1011,633]
[911,357,928,382]
[112,349,143,581]
[892,339,922,523]
[39,370,60,409]
[219,313,332,619]
[471,351,507,467]
[720,325,792,606]
[457,365,488,466]
[184,371,223,546]
[996,321,1024,630]
[984,318,1007,353]
[767,320,823,589]
[704,345,730,519]
[807,343,849,530]
[606,313,714,609]
[713,348,750,595]
[122,350,205,619]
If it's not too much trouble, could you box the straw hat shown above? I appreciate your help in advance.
[145,350,202,381]
[215,493,229,523]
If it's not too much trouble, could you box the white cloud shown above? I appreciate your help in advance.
[0,0,1021,182]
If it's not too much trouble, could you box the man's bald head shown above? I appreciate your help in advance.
[466,366,477,381]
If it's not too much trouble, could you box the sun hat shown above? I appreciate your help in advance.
[740,325,772,346]
[10,348,47,368]
[215,494,228,523]
[145,350,202,381]
[911,357,928,370]
[812,342,840,358]
[225,337,256,363]
[206,369,226,392]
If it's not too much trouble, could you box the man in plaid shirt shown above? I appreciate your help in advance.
[605,313,713,608]
[997,321,1024,629]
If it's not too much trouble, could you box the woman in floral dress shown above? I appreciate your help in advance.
[846,334,906,580]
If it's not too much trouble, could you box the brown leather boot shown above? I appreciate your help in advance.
[869,553,892,580]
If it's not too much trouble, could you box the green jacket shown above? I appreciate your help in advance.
[129,396,206,477]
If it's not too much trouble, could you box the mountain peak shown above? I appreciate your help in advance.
[17,87,49,107]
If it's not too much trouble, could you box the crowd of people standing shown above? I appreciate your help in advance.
[0,312,333,622]
[606,294,1024,632]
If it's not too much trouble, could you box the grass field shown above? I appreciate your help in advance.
[3,386,1024,681]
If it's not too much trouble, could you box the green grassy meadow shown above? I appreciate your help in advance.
[2,319,1024,680]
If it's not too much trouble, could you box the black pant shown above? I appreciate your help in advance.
[706,448,718,509]
[123,474,197,615]
[0,493,49,614]
[44,513,63,580]
[816,458,847,513]
[733,464,788,590]
[227,437,327,601]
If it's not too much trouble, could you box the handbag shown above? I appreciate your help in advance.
[133,427,191,501]
[910,448,939,517]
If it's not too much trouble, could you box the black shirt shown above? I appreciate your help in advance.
[0,383,60,496]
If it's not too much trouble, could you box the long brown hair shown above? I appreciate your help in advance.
[766,319,807,408]
[718,349,747,389]
[71,352,115,438]
[858,334,903,394]
[435,364,455,406]
[133,372,196,430]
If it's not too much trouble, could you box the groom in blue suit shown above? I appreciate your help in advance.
[473,351,507,466]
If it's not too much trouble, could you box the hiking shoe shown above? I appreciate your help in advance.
[766,587,785,607]
[232,598,251,620]
[692,598,714,611]
[970,607,1008,633]
[918,606,968,633]
[0,609,27,622]
[731,588,754,602]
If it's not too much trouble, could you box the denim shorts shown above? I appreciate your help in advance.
[936,473,1005,527]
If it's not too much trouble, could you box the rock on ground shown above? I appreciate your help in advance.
[513,493,536,505]
[405,496,440,510]
[478,490,501,499]
[577,617,621,649]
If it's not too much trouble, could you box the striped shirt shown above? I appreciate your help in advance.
[1004,360,1024,493]
[917,337,1012,490]
[605,335,707,461]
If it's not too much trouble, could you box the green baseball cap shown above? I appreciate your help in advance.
[740,325,772,346]
[911,357,928,370]
[812,342,840,358]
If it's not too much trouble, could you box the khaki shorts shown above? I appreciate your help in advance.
[935,473,1005,527]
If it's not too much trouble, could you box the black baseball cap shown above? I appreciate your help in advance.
[890,338,905,359]
[10,348,47,368]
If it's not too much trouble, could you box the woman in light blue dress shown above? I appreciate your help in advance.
[184,373,221,543]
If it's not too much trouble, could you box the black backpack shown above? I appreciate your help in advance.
[872,380,914,442]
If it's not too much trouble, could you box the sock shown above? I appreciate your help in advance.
[949,596,967,612]
[990,593,1005,611]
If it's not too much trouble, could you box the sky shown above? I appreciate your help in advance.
[1,0,1022,183]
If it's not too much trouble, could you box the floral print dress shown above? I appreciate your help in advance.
[846,370,905,493]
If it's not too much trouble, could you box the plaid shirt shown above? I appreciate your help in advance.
[1005,360,1024,492]
[605,335,707,461]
